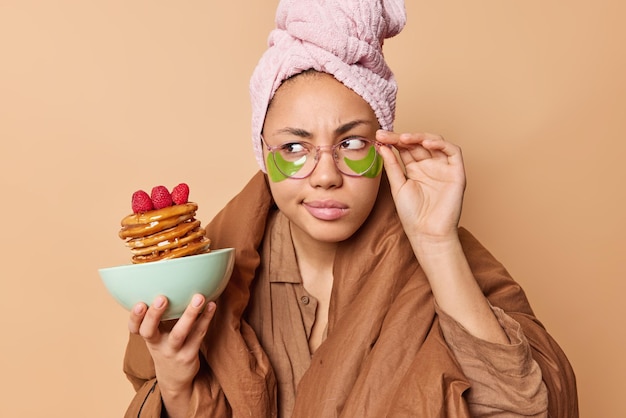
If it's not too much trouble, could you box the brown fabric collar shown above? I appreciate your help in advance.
[266,211,301,284]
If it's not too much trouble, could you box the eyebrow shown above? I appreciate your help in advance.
[274,119,373,139]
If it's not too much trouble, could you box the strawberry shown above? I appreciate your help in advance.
[151,185,173,209]
[171,183,190,205]
[131,190,153,213]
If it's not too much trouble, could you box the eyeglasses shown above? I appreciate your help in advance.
[262,136,384,181]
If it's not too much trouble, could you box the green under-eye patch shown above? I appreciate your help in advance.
[267,152,304,182]
[343,146,382,178]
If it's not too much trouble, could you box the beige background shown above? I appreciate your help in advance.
[0,0,624,416]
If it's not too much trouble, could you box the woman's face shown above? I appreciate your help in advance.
[262,72,382,245]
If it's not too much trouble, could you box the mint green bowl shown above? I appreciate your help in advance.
[99,248,235,320]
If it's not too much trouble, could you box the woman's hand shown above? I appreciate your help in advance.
[376,130,466,244]
[129,294,216,418]
[377,130,508,344]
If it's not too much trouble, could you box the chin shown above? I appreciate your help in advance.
[304,224,359,244]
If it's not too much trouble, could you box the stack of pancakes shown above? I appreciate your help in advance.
[119,202,211,264]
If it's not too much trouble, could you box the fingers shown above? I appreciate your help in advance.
[377,130,464,168]
[168,295,216,350]
[128,302,147,334]
[141,296,170,341]
[377,130,442,147]
[377,130,457,156]
[128,294,216,353]
[184,301,216,348]
[127,296,169,344]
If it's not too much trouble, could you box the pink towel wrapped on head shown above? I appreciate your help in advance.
[249,0,407,171]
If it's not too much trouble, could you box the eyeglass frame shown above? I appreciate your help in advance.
[260,135,385,179]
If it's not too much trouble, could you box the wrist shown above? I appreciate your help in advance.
[410,231,461,259]
[159,383,193,418]
[159,381,193,399]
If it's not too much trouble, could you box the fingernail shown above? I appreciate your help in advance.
[206,302,216,312]
[192,295,204,308]
[133,304,145,315]
[153,296,165,309]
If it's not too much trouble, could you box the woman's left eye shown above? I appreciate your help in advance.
[340,138,367,150]
[282,142,307,153]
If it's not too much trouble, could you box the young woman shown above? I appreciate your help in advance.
[123,1,578,417]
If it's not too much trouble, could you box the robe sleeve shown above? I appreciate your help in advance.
[437,304,548,417]
[122,333,232,418]
[457,227,579,417]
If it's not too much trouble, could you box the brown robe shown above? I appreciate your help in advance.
[123,172,578,417]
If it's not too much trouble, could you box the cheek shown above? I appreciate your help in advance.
[345,177,381,218]
[267,179,298,208]
[358,184,380,216]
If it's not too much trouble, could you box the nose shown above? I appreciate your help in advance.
[308,146,343,188]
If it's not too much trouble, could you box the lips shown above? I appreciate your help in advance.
[303,200,348,221]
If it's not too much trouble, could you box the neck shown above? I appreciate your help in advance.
[289,224,337,276]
